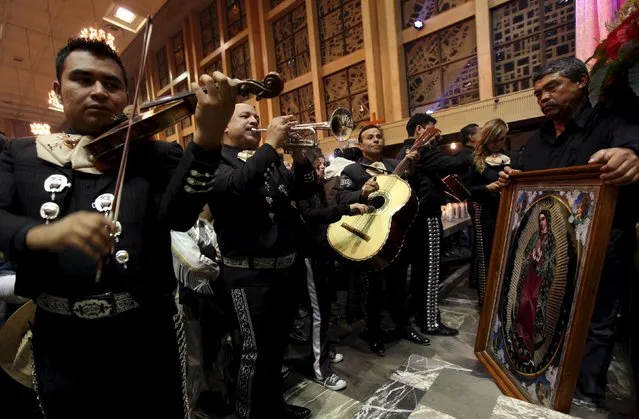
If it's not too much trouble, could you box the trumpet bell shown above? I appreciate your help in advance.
[329,107,354,142]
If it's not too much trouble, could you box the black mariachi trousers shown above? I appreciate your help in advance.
[406,215,443,331]
[224,264,297,419]
[576,228,637,403]
[32,297,185,419]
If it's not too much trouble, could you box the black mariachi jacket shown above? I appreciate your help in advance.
[207,144,316,258]
[336,158,400,205]
[0,137,220,300]
[297,181,351,256]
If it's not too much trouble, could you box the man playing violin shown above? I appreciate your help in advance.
[0,38,235,418]
[207,103,316,419]
[337,124,430,356]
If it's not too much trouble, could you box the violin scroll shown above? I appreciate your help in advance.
[236,72,284,100]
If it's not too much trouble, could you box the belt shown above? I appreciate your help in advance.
[222,253,296,270]
[36,292,140,319]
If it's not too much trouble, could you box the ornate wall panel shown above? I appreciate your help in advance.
[273,4,311,82]
[317,0,364,64]
[226,0,247,38]
[401,0,470,29]
[280,83,315,124]
[200,1,221,56]
[156,48,170,88]
[404,19,479,115]
[492,0,575,96]
[172,32,186,75]
[323,62,369,126]
[204,59,223,75]
[175,82,192,130]
[230,41,251,81]
[271,0,285,7]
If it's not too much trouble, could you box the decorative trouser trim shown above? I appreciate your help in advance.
[31,340,47,419]
[230,289,258,419]
[426,217,441,331]
[472,202,487,305]
[305,258,324,379]
[173,311,192,419]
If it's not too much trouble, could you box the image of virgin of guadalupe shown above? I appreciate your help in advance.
[511,209,556,362]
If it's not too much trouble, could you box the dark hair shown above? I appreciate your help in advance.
[56,38,128,89]
[460,123,479,145]
[406,113,437,136]
[333,148,344,158]
[343,147,362,162]
[539,209,552,227]
[533,57,589,85]
[357,124,382,143]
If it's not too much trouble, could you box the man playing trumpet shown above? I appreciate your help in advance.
[207,103,316,419]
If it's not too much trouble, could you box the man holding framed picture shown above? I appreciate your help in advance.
[499,57,639,407]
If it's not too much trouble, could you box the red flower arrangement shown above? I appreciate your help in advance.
[587,1,639,104]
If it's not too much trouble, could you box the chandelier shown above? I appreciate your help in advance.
[79,27,117,51]
[48,90,64,112]
[30,123,51,136]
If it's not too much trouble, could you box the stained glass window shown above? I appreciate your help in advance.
[226,0,247,38]
[492,0,575,95]
[404,19,479,114]
[200,1,221,56]
[323,62,369,127]
[317,0,364,65]
[273,4,310,82]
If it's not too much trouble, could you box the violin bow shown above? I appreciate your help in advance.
[95,17,154,283]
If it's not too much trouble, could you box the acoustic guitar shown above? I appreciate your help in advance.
[327,127,441,271]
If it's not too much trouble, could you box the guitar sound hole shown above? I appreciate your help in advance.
[369,195,386,210]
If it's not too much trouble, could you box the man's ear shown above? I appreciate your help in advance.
[53,80,62,103]
[577,74,589,89]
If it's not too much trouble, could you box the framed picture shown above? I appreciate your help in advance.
[474,165,618,413]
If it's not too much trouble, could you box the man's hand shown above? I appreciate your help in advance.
[361,177,379,200]
[486,181,502,192]
[589,147,639,185]
[349,203,371,215]
[192,72,236,150]
[498,166,521,188]
[265,115,298,151]
[406,150,420,175]
[26,212,117,261]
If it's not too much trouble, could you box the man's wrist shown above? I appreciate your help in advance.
[25,224,48,252]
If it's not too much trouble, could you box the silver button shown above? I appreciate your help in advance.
[187,177,195,185]
[40,202,60,223]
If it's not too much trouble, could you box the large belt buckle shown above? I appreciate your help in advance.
[71,293,116,319]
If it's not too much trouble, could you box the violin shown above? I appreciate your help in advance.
[91,16,283,283]
[83,72,284,171]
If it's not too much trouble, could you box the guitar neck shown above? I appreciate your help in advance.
[392,143,420,175]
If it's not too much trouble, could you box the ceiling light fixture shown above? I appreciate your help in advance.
[103,3,147,33]
[414,20,424,29]
[48,90,64,112]
[79,27,117,51]
[114,6,136,23]
[30,123,51,136]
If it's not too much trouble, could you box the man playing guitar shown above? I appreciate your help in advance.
[337,124,429,356]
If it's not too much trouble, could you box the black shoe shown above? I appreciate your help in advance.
[422,323,459,336]
[286,404,312,419]
[402,327,430,345]
[368,340,386,356]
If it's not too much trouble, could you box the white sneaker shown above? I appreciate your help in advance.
[329,350,344,363]
[316,373,347,391]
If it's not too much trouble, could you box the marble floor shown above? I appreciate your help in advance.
[283,278,637,419]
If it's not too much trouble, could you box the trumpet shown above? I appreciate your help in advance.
[251,107,354,152]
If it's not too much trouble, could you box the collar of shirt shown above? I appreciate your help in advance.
[538,102,593,144]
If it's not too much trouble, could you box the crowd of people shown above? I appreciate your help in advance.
[0,36,638,419]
